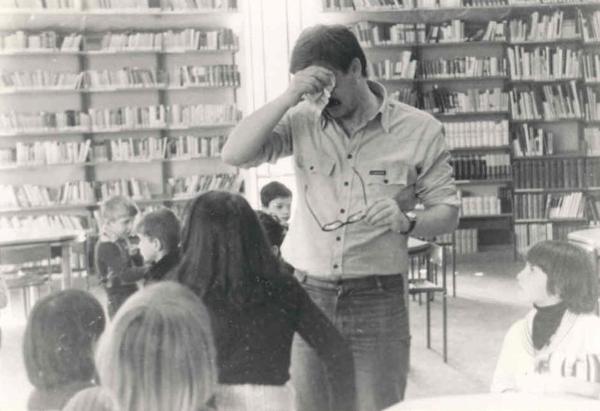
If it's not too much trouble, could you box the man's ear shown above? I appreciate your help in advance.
[349,57,362,78]
[152,237,163,251]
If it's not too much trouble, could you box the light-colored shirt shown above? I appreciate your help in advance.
[241,81,459,278]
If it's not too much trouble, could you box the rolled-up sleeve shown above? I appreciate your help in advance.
[238,110,294,169]
[416,123,460,208]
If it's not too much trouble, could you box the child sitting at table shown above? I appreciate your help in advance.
[491,240,600,398]
[94,195,146,318]
[134,208,181,286]
[24,289,106,410]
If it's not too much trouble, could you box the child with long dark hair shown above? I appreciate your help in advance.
[171,190,356,411]
[492,240,600,398]
[23,289,106,410]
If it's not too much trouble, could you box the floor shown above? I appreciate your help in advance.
[0,247,529,411]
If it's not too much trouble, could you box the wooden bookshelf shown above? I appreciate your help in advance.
[0,6,243,234]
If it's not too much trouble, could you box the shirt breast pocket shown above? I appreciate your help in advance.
[361,163,417,210]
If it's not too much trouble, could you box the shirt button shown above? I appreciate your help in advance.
[384,179,389,184]
[344,181,349,186]
[336,236,341,241]
[340,209,345,214]
[309,165,314,170]
[347,154,353,159]
[333,264,339,269]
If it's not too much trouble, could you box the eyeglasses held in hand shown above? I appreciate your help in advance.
[305,168,368,232]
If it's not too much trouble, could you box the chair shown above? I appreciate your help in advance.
[0,244,53,317]
[408,239,448,362]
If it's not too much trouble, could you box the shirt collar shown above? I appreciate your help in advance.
[320,79,391,133]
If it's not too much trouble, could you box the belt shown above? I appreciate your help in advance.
[295,270,404,292]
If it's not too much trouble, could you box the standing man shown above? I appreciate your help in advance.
[222,24,459,411]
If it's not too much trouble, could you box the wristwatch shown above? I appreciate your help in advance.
[399,211,417,235]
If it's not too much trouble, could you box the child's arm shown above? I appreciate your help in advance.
[96,242,147,286]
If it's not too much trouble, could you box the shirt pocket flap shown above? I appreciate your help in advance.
[364,163,409,186]
[305,155,336,176]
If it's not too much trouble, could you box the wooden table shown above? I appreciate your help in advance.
[384,392,599,411]
[0,230,85,289]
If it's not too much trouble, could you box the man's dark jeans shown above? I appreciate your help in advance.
[291,272,410,411]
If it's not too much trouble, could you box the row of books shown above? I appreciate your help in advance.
[0,31,82,52]
[583,52,600,81]
[451,154,512,180]
[0,214,87,233]
[0,104,240,133]
[325,0,599,10]
[349,20,505,46]
[581,10,600,42]
[84,0,237,9]
[0,181,95,209]
[167,173,242,197]
[513,191,585,219]
[0,65,240,90]
[0,110,87,131]
[444,120,510,149]
[389,87,418,105]
[509,82,582,120]
[586,158,600,187]
[368,54,417,80]
[514,222,553,254]
[512,123,555,156]
[506,46,581,81]
[419,56,505,78]
[0,0,237,9]
[459,194,504,216]
[90,135,227,162]
[584,127,600,155]
[1,140,91,166]
[513,158,585,189]
[421,87,509,114]
[0,29,238,52]
[509,11,578,42]
[582,87,600,121]
[437,229,479,254]
[0,70,80,90]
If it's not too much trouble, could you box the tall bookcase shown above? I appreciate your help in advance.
[319,0,600,257]
[0,2,243,244]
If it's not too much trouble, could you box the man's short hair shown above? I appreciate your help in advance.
[260,181,292,208]
[100,195,138,222]
[290,24,368,77]
[135,208,181,253]
[256,211,285,248]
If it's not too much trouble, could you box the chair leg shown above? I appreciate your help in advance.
[443,291,448,363]
[426,291,431,349]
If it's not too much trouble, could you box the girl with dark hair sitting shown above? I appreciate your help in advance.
[171,190,356,411]
[23,289,106,410]
[492,240,600,398]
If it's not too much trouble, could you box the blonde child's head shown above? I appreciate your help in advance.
[95,281,217,411]
[520,240,598,313]
[100,195,139,239]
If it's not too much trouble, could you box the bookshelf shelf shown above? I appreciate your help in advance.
[417,75,508,83]
[0,128,88,137]
[362,43,417,50]
[0,87,79,95]
[513,153,587,160]
[0,203,98,215]
[514,187,585,193]
[510,118,583,124]
[509,77,582,85]
[515,217,588,223]
[450,145,511,153]
[418,40,506,48]
[0,50,80,57]
[460,213,513,219]
[432,110,509,118]
[455,178,512,185]
[371,77,415,83]
[0,162,89,171]
[508,37,582,46]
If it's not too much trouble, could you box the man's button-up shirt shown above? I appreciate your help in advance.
[241,81,459,278]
